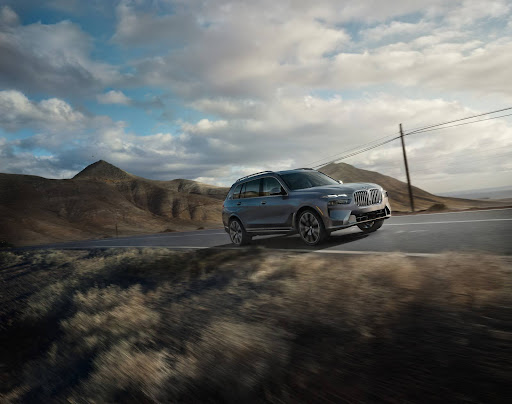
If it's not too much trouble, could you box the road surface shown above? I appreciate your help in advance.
[31,208,512,256]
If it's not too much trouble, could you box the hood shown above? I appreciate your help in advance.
[292,183,382,194]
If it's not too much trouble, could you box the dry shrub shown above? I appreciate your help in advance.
[170,320,290,402]
[61,285,160,354]
[2,249,510,403]
[0,251,22,269]
[72,341,171,403]
[22,280,75,320]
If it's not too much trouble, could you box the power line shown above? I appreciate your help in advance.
[405,112,512,136]
[409,151,512,174]
[312,136,400,169]
[405,107,512,136]
[354,144,512,169]
[306,106,512,169]
[305,132,399,168]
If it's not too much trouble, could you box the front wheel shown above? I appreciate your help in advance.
[298,210,327,246]
[229,218,251,246]
[357,219,384,233]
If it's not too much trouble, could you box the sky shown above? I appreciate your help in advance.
[0,0,511,193]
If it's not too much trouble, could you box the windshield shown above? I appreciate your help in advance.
[279,171,339,190]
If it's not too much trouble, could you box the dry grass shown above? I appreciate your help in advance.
[0,248,510,403]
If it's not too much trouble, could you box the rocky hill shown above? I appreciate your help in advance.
[0,161,229,246]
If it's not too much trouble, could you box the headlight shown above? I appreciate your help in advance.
[382,190,388,198]
[322,194,351,205]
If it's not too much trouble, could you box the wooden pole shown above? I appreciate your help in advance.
[400,123,415,212]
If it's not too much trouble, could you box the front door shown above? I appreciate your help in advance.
[255,177,292,229]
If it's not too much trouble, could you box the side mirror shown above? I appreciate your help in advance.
[338,180,343,184]
[269,187,283,196]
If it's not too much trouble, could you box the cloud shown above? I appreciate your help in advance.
[0,7,120,97]
[0,5,19,27]
[97,90,132,105]
[112,0,199,47]
[2,91,511,194]
[361,20,434,43]
[444,0,510,27]
[123,0,512,102]
[0,90,86,132]
[1,1,512,193]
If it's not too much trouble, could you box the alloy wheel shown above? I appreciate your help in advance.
[229,220,243,245]
[299,211,320,244]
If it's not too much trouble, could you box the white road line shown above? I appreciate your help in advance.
[103,232,227,241]
[39,245,510,258]
[257,248,441,257]
[146,232,226,238]
[44,245,211,249]
[397,207,512,216]
[395,230,428,233]
[41,245,440,257]
[387,218,512,226]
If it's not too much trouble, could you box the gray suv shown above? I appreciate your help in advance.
[222,168,391,246]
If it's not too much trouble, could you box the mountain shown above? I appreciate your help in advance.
[319,162,508,212]
[73,159,134,181]
[0,161,229,246]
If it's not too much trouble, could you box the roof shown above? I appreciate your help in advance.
[235,168,315,183]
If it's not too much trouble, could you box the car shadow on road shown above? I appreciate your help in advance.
[214,230,370,252]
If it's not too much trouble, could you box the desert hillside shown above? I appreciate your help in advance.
[319,162,506,212]
[0,161,228,246]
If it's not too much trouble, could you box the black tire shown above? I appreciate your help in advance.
[357,219,384,233]
[298,209,327,246]
[228,218,251,246]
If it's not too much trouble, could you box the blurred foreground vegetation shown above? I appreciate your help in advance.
[0,248,510,403]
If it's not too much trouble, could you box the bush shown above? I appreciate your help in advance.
[0,249,510,403]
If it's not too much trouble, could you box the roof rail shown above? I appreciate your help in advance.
[294,167,314,170]
[235,171,273,183]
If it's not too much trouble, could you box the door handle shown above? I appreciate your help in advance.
[237,202,242,206]
[261,201,266,205]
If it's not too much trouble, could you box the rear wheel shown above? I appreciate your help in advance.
[357,219,384,233]
[298,210,327,246]
[229,218,251,246]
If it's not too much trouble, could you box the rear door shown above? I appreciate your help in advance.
[237,179,263,229]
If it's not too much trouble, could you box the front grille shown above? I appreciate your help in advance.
[353,189,382,207]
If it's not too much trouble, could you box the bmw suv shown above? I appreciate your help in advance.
[222,168,391,246]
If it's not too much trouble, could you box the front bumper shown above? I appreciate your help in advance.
[322,199,392,231]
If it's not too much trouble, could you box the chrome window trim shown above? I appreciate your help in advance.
[229,175,289,199]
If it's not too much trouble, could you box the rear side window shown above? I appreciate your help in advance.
[241,179,260,198]
[261,177,282,196]
[231,183,242,199]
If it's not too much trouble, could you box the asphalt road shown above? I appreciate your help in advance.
[33,208,512,256]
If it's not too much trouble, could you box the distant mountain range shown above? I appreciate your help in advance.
[437,185,512,201]
[0,160,509,246]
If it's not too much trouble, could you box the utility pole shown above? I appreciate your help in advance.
[399,123,415,212]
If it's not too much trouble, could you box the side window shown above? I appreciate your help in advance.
[231,183,242,199]
[262,177,282,196]
[241,179,260,198]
